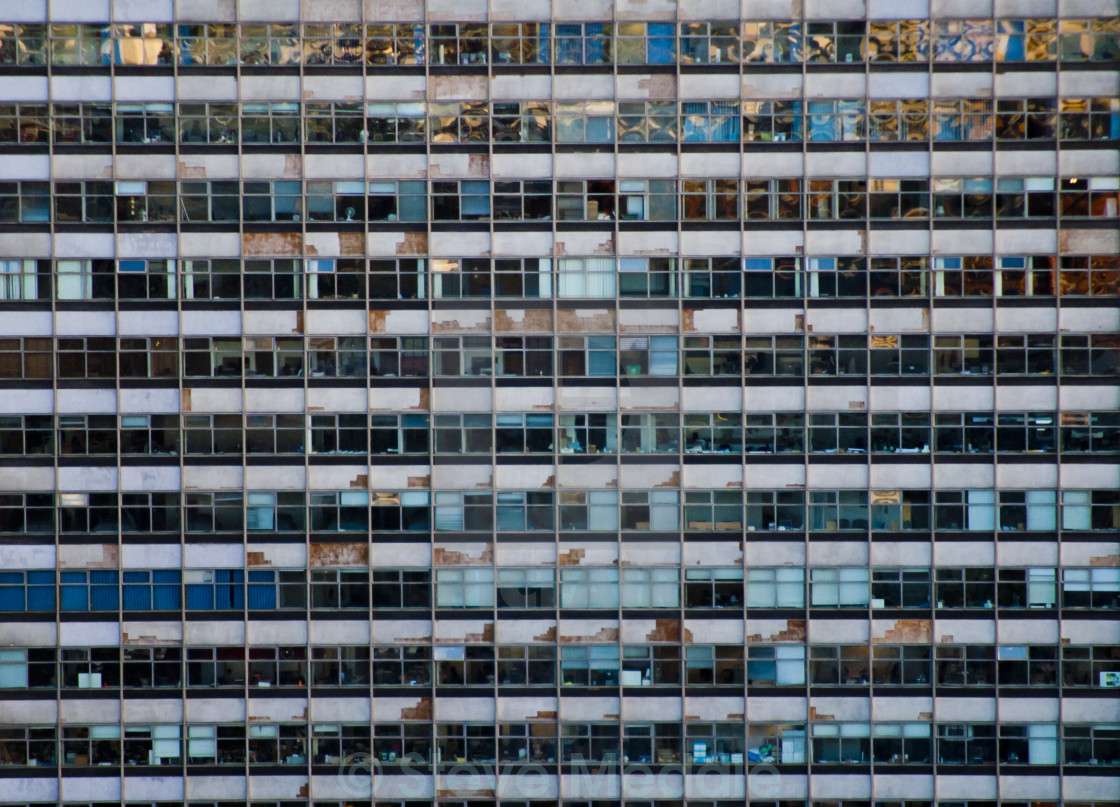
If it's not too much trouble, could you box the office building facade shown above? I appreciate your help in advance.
[0,0,1118,805]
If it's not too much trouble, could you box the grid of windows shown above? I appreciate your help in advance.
[0,1,1117,805]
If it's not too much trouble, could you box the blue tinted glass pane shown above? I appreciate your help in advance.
[248,571,275,582]
[153,570,181,584]
[27,571,54,584]
[90,585,118,610]
[122,585,151,611]
[213,584,244,610]
[123,571,148,583]
[0,588,24,611]
[90,571,118,584]
[247,585,276,610]
[60,572,85,583]
[152,585,179,610]
[26,586,53,611]
[60,586,87,611]
[186,585,214,610]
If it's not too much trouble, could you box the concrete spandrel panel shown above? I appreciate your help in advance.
[184,620,245,646]
[1060,540,1120,567]
[121,543,181,569]
[1057,463,1120,488]
[995,463,1056,489]
[116,153,177,180]
[494,385,551,411]
[744,385,804,412]
[808,540,869,567]
[618,305,678,332]
[872,696,934,724]
[1059,776,1120,802]
[181,309,240,335]
[50,74,111,101]
[0,466,54,491]
[185,699,247,725]
[54,310,116,336]
[57,387,116,413]
[742,150,802,179]
[619,385,678,411]
[745,618,806,645]
[369,308,429,334]
[492,230,553,257]
[181,231,239,257]
[183,542,242,569]
[60,622,120,647]
[365,385,425,413]
[58,543,118,569]
[870,618,931,646]
[494,465,554,490]
[59,779,119,803]
[805,385,867,412]
[869,384,930,412]
[247,621,308,647]
[745,694,807,722]
[1059,69,1120,98]
[493,619,556,645]
[306,465,369,491]
[309,696,372,722]
[997,776,1060,801]
[870,541,932,567]
[0,545,56,571]
[491,152,551,179]
[122,698,182,724]
[433,618,493,644]
[556,386,617,412]
[934,775,996,800]
[494,543,556,567]
[554,151,615,178]
[932,463,994,489]
[242,467,306,495]
[868,71,928,99]
[1059,305,1120,333]
[873,775,933,800]
[246,543,308,570]
[118,309,177,336]
[495,696,559,722]
[744,463,804,489]
[57,465,118,491]
[370,619,432,644]
[810,695,870,722]
[1059,147,1120,176]
[680,693,743,725]
[558,696,620,723]
[430,308,491,333]
[680,463,742,490]
[934,619,995,645]
[680,72,739,100]
[683,618,745,645]
[244,387,304,413]
[869,464,930,490]
[998,619,1058,646]
[679,230,740,255]
[808,775,871,799]
[615,74,677,103]
[0,387,51,415]
[183,387,243,414]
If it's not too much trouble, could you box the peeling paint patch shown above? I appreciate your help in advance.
[746,620,806,643]
[243,232,302,257]
[309,542,369,567]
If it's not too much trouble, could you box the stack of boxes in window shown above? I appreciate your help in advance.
[0,0,1118,805]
